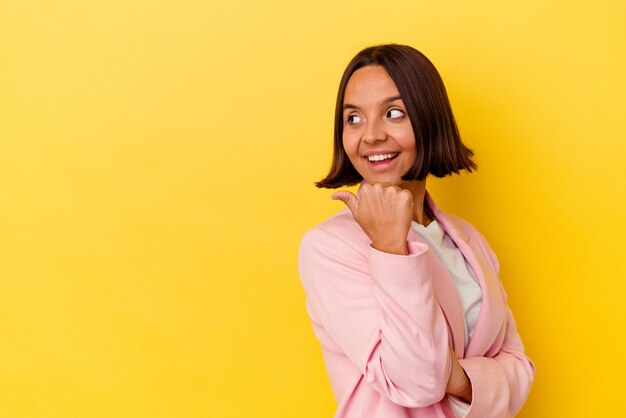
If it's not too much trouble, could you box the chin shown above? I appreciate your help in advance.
[363,176,403,185]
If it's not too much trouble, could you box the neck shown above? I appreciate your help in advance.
[399,179,433,226]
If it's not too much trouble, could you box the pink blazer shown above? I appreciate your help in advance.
[298,191,535,418]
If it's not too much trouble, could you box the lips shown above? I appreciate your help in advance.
[360,151,402,173]
[366,152,399,162]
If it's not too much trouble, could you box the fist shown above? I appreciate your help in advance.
[333,183,414,255]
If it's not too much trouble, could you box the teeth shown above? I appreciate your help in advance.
[368,153,398,162]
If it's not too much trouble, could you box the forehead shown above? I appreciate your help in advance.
[344,65,400,104]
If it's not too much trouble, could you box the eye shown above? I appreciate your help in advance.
[346,114,362,125]
[387,108,405,119]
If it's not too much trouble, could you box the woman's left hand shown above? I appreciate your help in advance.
[446,348,473,403]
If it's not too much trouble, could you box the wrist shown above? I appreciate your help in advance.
[371,240,408,255]
[457,371,473,403]
[446,353,473,403]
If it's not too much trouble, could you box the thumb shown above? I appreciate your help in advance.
[332,191,359,216]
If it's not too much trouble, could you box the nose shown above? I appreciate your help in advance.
[362,117,387,144]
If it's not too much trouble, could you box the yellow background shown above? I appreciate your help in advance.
[1,1,624,417]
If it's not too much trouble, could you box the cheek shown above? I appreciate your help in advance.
[400,132,417,154]
[342,134,359,158]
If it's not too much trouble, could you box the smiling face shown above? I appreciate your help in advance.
[342,65,417,186]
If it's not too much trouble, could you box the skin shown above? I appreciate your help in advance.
[332,65,473,404]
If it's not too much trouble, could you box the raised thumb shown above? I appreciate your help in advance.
[332,191,359,216]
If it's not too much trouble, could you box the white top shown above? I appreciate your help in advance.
[412,220,483,417]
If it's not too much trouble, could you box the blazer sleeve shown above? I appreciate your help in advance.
[458,236,536,418]
[298,225,452,408]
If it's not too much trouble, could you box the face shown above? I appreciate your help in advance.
[342,65,416,186]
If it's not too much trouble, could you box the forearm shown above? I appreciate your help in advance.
[367,242,453,406]
[300,228,455,407]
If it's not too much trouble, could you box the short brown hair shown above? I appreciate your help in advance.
[316,44,477,188]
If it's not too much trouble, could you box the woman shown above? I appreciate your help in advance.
[298,44,535,418]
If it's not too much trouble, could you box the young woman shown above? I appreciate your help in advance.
[298,44,535,418]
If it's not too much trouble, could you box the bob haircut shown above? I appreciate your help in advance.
[316,44,477,188]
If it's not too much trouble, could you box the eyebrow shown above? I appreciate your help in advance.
[343,95,403,111]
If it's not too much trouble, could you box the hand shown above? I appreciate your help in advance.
[446,348,472,403]
[332,183,413,255]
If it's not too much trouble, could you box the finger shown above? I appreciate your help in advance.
[332,191,359,215]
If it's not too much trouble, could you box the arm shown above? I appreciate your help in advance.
[456,235,536,418]
[459,306,535,418]
[299,225,452,408]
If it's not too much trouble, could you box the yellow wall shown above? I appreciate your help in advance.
[1,1,624,417]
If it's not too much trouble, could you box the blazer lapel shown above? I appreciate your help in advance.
[425,191,506,358]
[408,219,466,357]
[459,238,506,357]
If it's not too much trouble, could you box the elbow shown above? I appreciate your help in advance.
[398,385,447,409]
[377,376,448,408]
[406,367,449,408]
[405,347,451,407]
[404,369,449,408]
[365,353,450,408]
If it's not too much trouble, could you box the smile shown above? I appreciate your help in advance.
[366,153,399,162]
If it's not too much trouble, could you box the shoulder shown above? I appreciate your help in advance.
[438,208,497,253]
[427,191,486,242]
[299,209,369,261]
[298,210,371,299]
[444,212,484,240]
[441,211,501,272]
